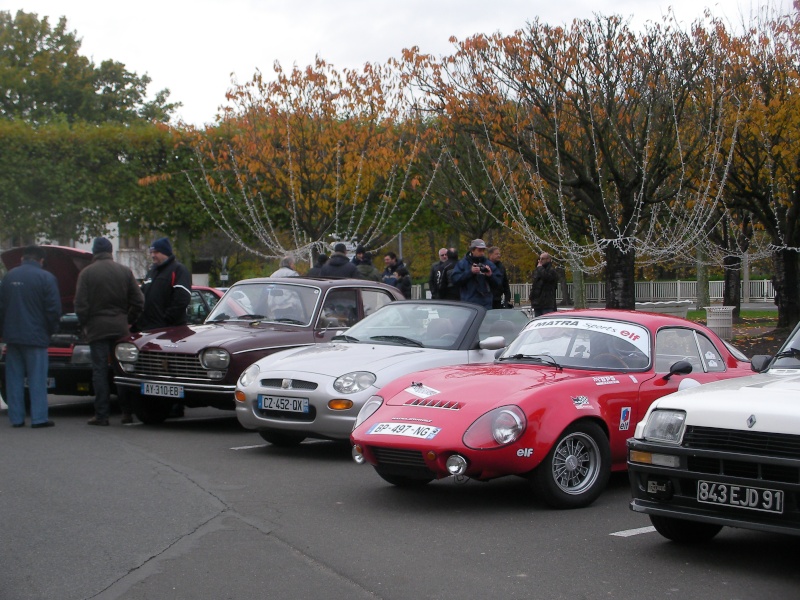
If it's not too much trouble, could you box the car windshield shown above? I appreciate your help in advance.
[771,325,800,368]
[335,302,477,349]
[499,317,651,371]
[206,282,320,326]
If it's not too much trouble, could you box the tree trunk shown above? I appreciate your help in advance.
[772,249,800,330]
[571,264,586,309]
[605,245,636,309]
[557,266,572,306]
[722,254,741,320]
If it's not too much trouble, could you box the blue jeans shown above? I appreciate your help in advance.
[5,344,49,426]
[90,338,114,420]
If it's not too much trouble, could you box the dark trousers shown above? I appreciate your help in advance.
[90,338,116,420]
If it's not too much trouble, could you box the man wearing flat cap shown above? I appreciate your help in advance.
[75,237,144,425]
[450,239,503,310]
[135,237,192,331]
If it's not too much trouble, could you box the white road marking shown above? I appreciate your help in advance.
[230,444,269,450]
[610,526,656,537]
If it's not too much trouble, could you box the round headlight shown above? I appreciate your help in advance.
[463,405,527,449]
[333,371,376,394]
[71,344,92,365]
[201,348,230,369]
[353,395,383,430]
[114,342,139,363]
[238,363,260,388]
[642,409,687,444]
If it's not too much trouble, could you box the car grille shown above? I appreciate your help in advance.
[403,398,461,410]
[133,351,209,380]
[372,447,428,468]
[683,426,800,460]
[259,378,318,391]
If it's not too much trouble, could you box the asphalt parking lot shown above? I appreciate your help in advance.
[2,397,799,600]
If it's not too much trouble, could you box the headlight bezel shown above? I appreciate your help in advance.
[353,395,384,430]
[238,363,260,388]
[463,405,527,449]
[641,409,687,444]
[201,348,231,370]
[333,371,377,394]
[114,342,139,363]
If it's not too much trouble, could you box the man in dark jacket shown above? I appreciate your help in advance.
[438,249,461,301]
[320,243,359,278]
[307,254,328,277]
[381,252,404,287]
[0,245,61,428]
[428,248,448,299]
[530,252,558,316]
[75,237,144,425]
[450,239,502,310]
[135,237,192,331]
[488,246,513,309]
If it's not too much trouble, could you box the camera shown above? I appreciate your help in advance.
[479,264,489,273]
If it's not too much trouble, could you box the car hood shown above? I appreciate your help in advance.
[647,371,800,436]
[257,342,458,377]
[1,245,92,313]
[128,322,314,354]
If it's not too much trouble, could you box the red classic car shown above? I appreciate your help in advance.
[0,245,223,400]
[113,277,404,424]
[350,310,754,509]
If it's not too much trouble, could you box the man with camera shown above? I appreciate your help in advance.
[450,239,503,310]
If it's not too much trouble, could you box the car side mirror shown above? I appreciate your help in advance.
[750,355,772,373]
[662,360,692,381]
[480,336,507,351]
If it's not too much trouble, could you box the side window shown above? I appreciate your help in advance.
[202,290,221,309]
[187,291,207,323]
[655,328,703,373]
[361,289,395,317]
[697,334,726,372]
[320,289,359,328]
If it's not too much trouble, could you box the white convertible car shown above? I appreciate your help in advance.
[234,301,529,446]
[628,324,800,541]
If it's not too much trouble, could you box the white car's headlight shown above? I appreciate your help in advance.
[642,409,687,444]
[353,395,383,430]
[71,344,91,365]
[333,371,376,394]
[114,342,138,363]
[201,348,230,369]
[239,363,260,388]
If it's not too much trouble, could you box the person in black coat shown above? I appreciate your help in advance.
[488,246,513,308]
[307,254,328,277]
[320,244,359,278]
[530,252,558,316]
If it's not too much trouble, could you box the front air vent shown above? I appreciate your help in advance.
[404,398,461,410]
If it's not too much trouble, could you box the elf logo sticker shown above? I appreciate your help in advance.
[517,448,534,457]
[619,407,631,431]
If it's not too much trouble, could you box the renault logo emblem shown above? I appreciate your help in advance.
[281,379,291,389]
[747,414,757,428]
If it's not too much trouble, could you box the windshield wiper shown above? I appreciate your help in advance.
[332,334,360,343]
[236,314,266,320]
[774,347,800,359]
[369,335,424,347]
[499,353,562,370]
[273,317,305,325]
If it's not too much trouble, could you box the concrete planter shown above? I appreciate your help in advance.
[634,299,693,318]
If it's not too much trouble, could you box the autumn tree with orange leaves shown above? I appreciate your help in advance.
[401,13,743,308]
[188,58,441,264]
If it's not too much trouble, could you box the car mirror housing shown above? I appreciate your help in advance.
[480,336,507,351]
[750,355,772,373]
[662,360,692,381]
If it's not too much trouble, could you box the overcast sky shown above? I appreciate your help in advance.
[10,1,790,126]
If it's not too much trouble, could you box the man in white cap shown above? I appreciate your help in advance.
[450,239,503,310]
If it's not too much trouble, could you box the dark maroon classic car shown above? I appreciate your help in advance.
[112,277,404,424]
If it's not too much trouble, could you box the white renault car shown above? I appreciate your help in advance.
[235,301,529,446]
[628,323,800,541]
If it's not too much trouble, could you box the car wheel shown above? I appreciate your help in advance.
[374,467,434,487]
[134,395,171,425]
[258,430,306,446]
[650,515,722,543]
[532,421,611,509]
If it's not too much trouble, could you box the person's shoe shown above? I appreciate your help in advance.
[11,422,25,428]
[31,421,55,428]
[120,413,134,425]
[87,417,109,426]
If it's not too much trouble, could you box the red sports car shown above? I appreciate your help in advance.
[351,310,755,509]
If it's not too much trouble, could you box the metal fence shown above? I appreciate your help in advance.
[413,279,775,305]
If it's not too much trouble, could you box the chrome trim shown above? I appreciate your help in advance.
[114,376,236,394]
[232,343,314,355]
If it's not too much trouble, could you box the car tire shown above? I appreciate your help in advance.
[134,394,171,425]
[531,421,611,509]
[258,430,306,446]
[374,467,433,487]
[649,515,723,543]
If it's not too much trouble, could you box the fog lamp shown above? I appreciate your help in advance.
[234,389,247,403]
[352,445,365,464]
[446,454,468,476]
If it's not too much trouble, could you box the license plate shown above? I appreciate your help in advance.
[697,480,784,514]
[367,422,441,440]
[258,395,309,413]
[141,382,184,398]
